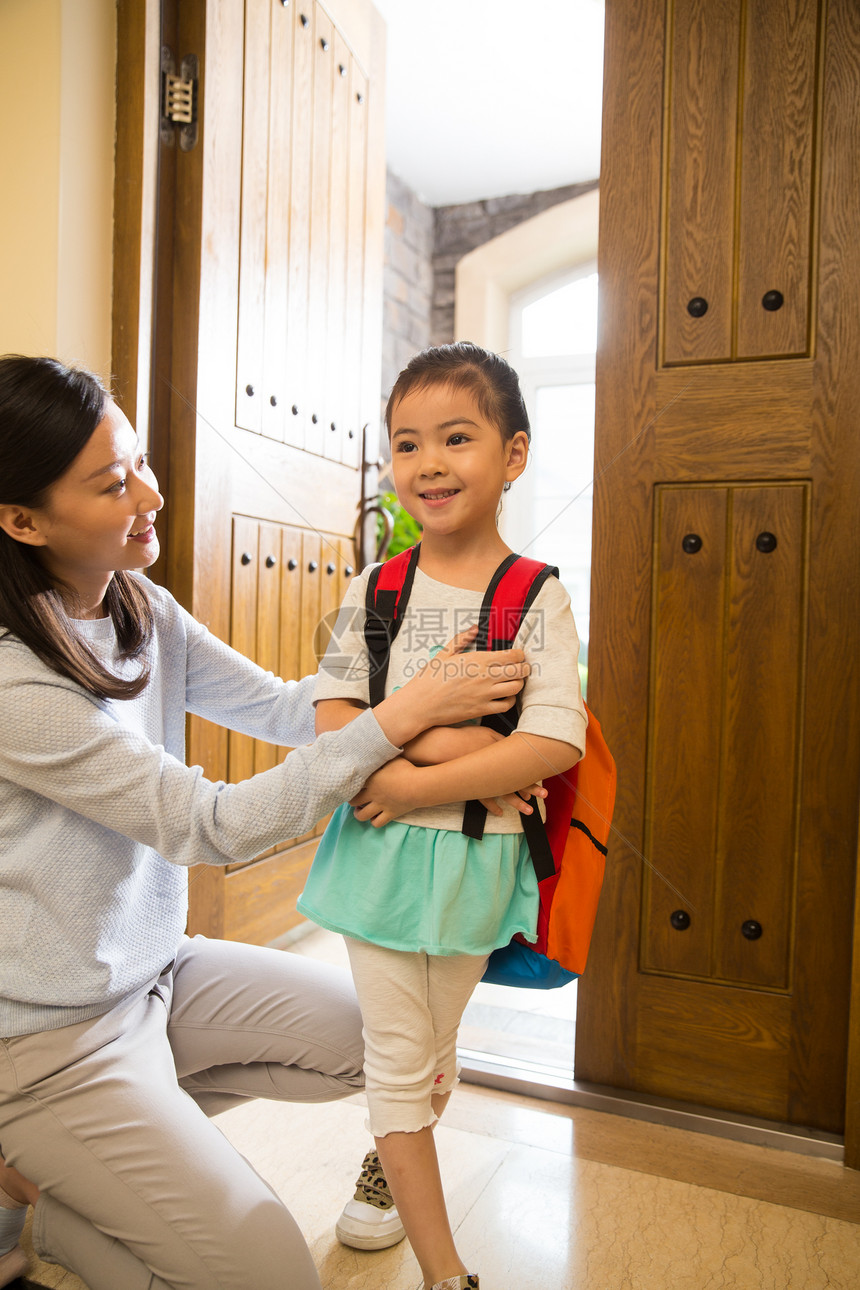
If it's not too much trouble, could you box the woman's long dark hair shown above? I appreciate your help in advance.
[0,355,153,700]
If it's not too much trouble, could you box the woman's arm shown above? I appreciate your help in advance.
[351,730,582,827]
[314,628,529,748]
[0,657,404,865]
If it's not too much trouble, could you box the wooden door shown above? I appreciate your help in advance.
[147,0,385,944]
[577,0,860,1136]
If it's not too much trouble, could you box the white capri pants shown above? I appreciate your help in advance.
[345,938,488,1138]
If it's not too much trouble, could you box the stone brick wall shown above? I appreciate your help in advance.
[381,170,600,405]
[431,178,599,344]
[382,170,434,404]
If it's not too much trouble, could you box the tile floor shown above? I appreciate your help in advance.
[14,930,860,1289]
[16,1085,860,1289]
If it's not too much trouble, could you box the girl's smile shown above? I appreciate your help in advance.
[418,488,459,505]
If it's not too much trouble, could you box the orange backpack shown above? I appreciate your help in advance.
[365,544,616,989]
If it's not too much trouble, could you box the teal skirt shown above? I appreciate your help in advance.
[297,803,539,956]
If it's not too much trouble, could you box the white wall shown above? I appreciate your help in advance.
[454,189,600,356]
[0,0,116,378]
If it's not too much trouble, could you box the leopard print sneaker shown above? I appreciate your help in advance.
[335,1150,406,1250]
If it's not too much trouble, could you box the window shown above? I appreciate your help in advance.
[502,264,598,694]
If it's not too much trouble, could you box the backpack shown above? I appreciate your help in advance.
[363,543,617,990]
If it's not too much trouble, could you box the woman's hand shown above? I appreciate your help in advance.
[373,626,529,748]
[421,628,529,724]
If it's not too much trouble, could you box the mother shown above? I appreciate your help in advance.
[0,356,527,1290]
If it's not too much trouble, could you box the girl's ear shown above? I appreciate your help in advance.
[504,430,530,483]
[0,505,48,547]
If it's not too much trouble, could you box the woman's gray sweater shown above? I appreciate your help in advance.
[0,579,398,1037]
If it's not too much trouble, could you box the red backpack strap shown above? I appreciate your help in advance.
[474,555,559,656]
[462,555,559,879]
[364,543,421,707]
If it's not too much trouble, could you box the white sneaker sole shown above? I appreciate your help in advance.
[335,1198,406,1251]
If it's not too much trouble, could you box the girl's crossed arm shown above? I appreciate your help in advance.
[318,704,545,818]
[350,730,581,828]
[316,700,501,763]
[315,641,546,817]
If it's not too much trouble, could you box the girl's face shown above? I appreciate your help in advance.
[6,399,163,612]
[389,382,528,544]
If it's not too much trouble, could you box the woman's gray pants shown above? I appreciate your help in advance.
[0,935,365,1289]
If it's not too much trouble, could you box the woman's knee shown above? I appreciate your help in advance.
[225,1194,322,1290]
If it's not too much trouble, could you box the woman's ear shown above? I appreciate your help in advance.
[504,430,530,483]
[0,505,48,547]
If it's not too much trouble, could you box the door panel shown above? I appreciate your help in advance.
[156,0,385,944]
[344,65,369,472]
[642,487,728,981]
[261,2,294,444]
[736,0,818,358]
[227,517,259,786]
[254,522,283,776]
[662,0,819,365]
[643,484,807,992]
[223,516,359,933]
[662,0,740,365]
[285,2,314,451]
[306,3,334,460]
[636,976,790,1119]
[324,28,350,463]
[714,485,805,989]
[234,0,270,434]
[578,0,860,1134]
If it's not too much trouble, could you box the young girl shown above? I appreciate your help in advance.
[0,354,531,1290]
[298,343,587,1290]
